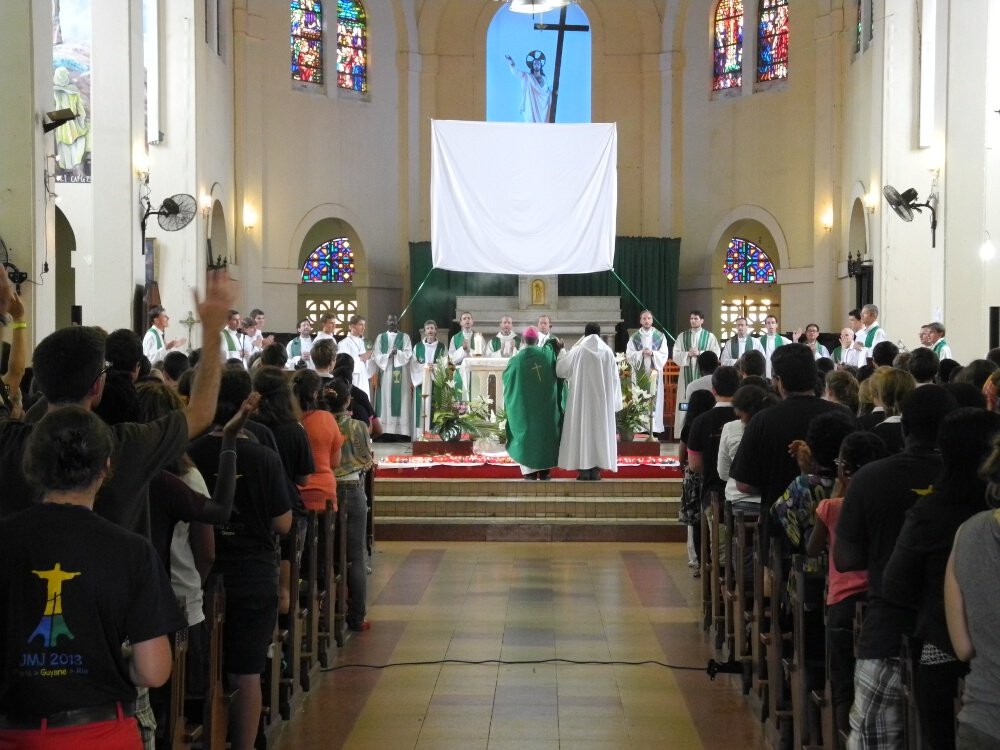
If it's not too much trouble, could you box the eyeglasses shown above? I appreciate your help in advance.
[834,458,855,472]
[90,361,112,391]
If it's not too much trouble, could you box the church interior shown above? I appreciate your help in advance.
[3,0,1000,748]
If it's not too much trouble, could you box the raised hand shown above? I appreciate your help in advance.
[223,392,261,438]
[194,268,237,334]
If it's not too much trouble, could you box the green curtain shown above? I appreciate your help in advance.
[407,237,680,339]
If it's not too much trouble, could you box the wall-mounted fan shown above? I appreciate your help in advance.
[140,193,197,254]
[882,185,938,248]
[0,235,29,294]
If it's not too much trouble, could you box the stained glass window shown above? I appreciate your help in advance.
[301,238,355,283]
[337,0,367,93]
[724,238,776,284]
[856,0,862,53]
[291,0,324,84]
[713,0,743,91]
[757,0,788,82]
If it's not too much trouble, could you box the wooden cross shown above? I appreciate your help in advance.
[533,6,589,123]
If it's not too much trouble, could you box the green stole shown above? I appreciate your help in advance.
[375,331,405,417]
[762,334,785,353]
[222,328,238,354]
[413,340,446,432]
[864,325,880,348]
[832,346,843,364]
[449,332,477,394]
[681,328,709,383]
[728,336,749,359]
[489,333,522,354]
[149,327,163,349]
[288,337,303,358]
[933,339,947,356]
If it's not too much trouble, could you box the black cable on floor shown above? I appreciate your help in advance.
[320,657,705,672]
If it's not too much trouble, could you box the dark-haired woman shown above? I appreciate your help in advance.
[0,407,183,750]
[679,389,717,571]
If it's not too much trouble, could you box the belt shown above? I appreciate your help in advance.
[337,480,360,487]
[0,701,135,730]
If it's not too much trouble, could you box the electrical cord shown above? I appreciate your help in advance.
[320,657,706,673]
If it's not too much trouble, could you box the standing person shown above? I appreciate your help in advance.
[372,315,413,439]
[142,306,185,365]
[629,309,672,436]
[448,311,486,399]
[720,317,762,365]
[327,379,374,632]
[758,314,791,378]
[536,315,553,346]
[313,313,338,345]
[556,323,622,481]
[488,315,521,358]
[802,323,831,359]
[923,321,952,360]
[670,310,720,433]
[502,327,561,480]
[504,51,552,123]
[247,309,275,353]
[0,407,184,750]
[410,320,448,441]
[834,385,958,750]
[832,327,855,367]
[843,309,864,367]
[679,390,717,568]
[338,315,377,399]
[285,319,314,370]
[220,310,243,364]
[852,304,887,367]
[291,369,343,514]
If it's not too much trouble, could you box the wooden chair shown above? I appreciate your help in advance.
[707,489,726,651]
[317,500,344,660]
[195,576,234,750]
[300,509,322,692]
[162,613,194,750]
[258,549,285,749]
[763,537,793,742]
[786,555,826,750]
[700,502,712,631]
[748,516,769,719]
[721,501,737,661]
[733,508,758,695]
[279,523,307,720]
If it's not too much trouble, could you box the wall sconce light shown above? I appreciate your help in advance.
[134,149,150,184]
[981,232,996,262]
[821,208,834,231]
[243,204,257,232]
[200,194,213,216]
[864,191,877,214]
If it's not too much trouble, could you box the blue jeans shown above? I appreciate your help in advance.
[339,482,368,628]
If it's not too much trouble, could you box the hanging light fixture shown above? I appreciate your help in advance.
[507,0,554,12]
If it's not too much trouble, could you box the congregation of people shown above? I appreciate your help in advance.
[2,250,1000,750]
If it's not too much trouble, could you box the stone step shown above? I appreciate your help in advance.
[374,494,680,522]
[374,477,683,499]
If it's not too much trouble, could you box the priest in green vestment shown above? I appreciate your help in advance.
[502,326,562,480]
[373,314,413,438]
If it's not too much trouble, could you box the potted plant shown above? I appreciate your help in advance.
[615,353,654,441]
[430,365,502,443]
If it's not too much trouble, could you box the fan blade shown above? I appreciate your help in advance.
[891,204,915,223]
[160,197,180,215]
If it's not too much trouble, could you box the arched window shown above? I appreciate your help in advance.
[855,0,862,54]
[757,0,788,82]
[291,1,324,84]
[724,238,776,283]
[712,0,743,91]
[337,0,368,93]
[301,238,355,283]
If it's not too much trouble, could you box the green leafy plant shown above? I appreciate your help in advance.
[430,365,502,442]
[615,353,654,434]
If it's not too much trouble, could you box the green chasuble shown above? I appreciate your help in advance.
[375,331,406,417]
[864,325,881,348]
[502,345,562,469]
[412,341,449,434]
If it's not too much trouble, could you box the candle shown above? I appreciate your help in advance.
[422,363,432,394]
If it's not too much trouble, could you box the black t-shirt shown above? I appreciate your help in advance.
[835,444,942,659]
[729,395,850,510]
[0,412,188,538]
[0,503,184,718]
[266,421,316,484]
[188,435,291,596]
[871,419,905,455]
[350,386,375,425]
[148,469,208,572]
[686,404,738,492]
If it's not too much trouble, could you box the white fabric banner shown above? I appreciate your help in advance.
[431,120,617,275]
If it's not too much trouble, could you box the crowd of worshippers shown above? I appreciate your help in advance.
[0,267,376,750]
[675,317,1000,750]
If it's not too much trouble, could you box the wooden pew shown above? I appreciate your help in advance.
[900,635,924,750]
[195,576,234,750]
[707,490,726,651]
[165,623,194,750]
[748,517,769,719]
[786,554,826,750]
[364,466,375,558]
[300,510,322,691]
[700,502,712,630]
[762,537,793,742]
[258,546,285,749]
[317,500,344,660]
[279,523,307,720]
[733,508,758,695]
[721,501,737,661]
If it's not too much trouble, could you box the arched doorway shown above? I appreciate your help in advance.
[846,197,872,308]
[209,199,229,266]
[296,218,365,335]
[54,207,77,329]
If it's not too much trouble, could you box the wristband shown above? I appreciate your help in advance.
[220,449,237,457]
[11,322,26,330]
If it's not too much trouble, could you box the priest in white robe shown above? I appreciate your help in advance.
[759,314,791,377]
[338,314,377,399]
[626,310,671,435]
[852,304,887,366]
[487,315,521,357]
[410,320,449,440]
[448,311,487,399]
[720,317,761,365]
[557,323,622,480]
[372,314,413,437]
[536,315,553,346]
[671,310,720,433]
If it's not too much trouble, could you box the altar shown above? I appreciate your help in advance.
[462,356,511,410]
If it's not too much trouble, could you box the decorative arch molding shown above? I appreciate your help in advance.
[705,204,790,272]
[846,179,872,261]
[286,203,369,287]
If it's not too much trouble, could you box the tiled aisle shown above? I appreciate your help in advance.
[280,541,763,749]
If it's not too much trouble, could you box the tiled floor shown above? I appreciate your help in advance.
[280,541,763,749]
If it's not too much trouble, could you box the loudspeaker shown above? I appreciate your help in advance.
[990,307,999,351]
[70,305,82,326]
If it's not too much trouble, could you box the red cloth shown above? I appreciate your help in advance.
[0,712,141,749]
[816,497,869,605]
[297,410,345,512]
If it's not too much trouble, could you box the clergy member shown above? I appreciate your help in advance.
[670,309,720,432]
[536,315,553,346]
[313,313,338,346]
[758,314,791,377]
[449,311,486,398]
[852,303,887,366]
[842,308,864,367]
[557,322,622,481]
[488,315,521,357]
[246,308,275,353]
[627,310,671,436]
[142,305,186,364]
[720,317,761,365]
[373,314,413,438]
[923,321,952,360]
[832,327,854,367]
[285,318,314,369]
[802,323,831,359]
[410,320,449,440]
[220,309,244,364]
[502,326,562,480]
[339,314,377,399]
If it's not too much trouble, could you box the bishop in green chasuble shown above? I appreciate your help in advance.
[502,328,563,474]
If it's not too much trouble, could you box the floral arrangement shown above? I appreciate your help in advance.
[615,353,655,435]
[430,365,502,442]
